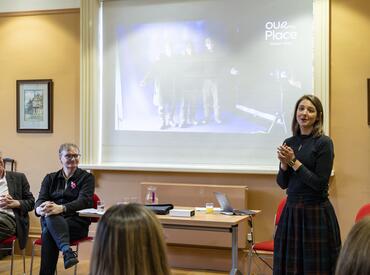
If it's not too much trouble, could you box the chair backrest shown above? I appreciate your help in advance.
[91,193,101,223]
[93,193,100,209]
[275,197,287,226]
[355,203,370,223]
[3,158,15,172]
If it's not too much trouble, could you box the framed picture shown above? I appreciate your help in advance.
[16,79,53,133]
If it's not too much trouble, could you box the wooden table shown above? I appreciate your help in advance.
[79,209,258,275]
[157,212,249,275]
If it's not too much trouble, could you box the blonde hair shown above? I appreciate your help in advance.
[90,204,171,275]
[335,217,370,275]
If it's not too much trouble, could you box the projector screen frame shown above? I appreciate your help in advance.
[79,0,330,174]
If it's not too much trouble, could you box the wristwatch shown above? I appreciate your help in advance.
[288,157,297,167]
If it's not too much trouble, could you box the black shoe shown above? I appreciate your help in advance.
[63,249,79,269]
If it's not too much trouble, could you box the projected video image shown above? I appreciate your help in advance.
[112,0,312,134]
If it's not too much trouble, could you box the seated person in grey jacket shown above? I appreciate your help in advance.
[0,152,35,251]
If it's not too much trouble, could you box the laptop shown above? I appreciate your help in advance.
[214,192,256,216]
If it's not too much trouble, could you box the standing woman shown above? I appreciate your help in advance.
[274,95,341,275]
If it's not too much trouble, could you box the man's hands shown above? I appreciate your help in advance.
[0,194,21,209]
[36,201,64,217]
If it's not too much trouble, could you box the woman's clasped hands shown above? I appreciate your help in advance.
[277,143,295,170]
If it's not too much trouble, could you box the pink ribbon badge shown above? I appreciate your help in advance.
[70,182,77,189]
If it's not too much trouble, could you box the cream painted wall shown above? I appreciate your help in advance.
[330,0,370,237]
[0,10,80,231]
[0,1,369,263]
[0,0,79,13]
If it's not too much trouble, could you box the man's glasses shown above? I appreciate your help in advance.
[63,154,81,160]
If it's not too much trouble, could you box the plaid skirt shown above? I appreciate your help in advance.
[273,198,341,275]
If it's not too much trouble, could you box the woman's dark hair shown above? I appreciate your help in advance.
[291,94,324,137]
[335,217,370,275]
[90,203,171,275]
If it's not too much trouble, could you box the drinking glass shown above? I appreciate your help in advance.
[97,200,105,213]
[205,202,214,214]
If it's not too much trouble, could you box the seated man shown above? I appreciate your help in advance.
[0,153,35,253]
[35,143,95,275]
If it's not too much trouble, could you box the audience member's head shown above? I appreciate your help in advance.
[90,203,171,275]
[335,216,370,275]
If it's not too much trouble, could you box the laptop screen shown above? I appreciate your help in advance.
[214,192,234,213]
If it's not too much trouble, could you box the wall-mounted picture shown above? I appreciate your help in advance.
[16,79,53,133]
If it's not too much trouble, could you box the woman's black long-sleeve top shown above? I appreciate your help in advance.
[276,134,334,201]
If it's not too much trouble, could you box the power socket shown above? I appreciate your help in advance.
[247,233,253,242]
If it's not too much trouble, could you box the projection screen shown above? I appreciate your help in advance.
[81,0,329,173]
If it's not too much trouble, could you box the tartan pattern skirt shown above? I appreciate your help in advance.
[273,198,341,275]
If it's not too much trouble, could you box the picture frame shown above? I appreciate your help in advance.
[16,79,53,133]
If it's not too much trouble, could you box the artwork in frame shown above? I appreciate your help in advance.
[16,79,53,133]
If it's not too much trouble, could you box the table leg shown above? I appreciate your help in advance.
[230,225,243,275]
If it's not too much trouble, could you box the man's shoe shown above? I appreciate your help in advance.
[63,249,79,269]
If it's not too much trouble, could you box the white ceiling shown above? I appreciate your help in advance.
[0,0,80,13]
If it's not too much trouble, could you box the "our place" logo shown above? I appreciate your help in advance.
[265,21,297,45]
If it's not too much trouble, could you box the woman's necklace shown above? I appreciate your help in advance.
[298,133,312,151]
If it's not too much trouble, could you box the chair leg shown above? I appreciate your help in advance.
[74,243,79,275]
[246,245,254,275]
[30,241,36,275]
[10,239,15,275]
[22,249,26,275]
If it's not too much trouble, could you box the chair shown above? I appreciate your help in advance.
[246,197,287,275]
[355,203,370,222]
[3,157,16,171]
[30,193,101,275]
[0,235,26,275]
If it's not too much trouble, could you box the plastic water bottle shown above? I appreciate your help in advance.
[145,186,159,204]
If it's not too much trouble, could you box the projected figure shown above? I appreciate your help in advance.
[179,42,201,128]
[267,69,302,134]
[141,43,177,129]
[201,37,222,124]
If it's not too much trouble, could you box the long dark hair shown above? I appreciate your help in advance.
[90,203,171,275]
[291,94,324,137]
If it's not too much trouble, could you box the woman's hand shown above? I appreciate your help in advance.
[277,143,296,170]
